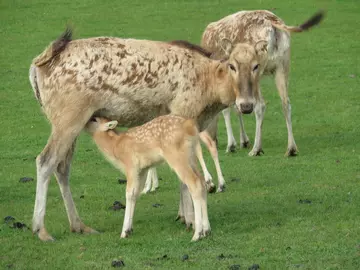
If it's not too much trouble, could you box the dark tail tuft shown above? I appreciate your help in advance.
[299,10,326,31]
[33,26,73,67]
[52,26,73,56]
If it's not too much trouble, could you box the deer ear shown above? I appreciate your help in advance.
[104,120,118,130]
[220,38,233,56]
[255,40,268,55]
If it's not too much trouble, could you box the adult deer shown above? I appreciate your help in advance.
[29,29,262,241]
[201,10,325,156]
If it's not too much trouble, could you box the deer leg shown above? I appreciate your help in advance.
[33,144,58,242]
[190,153,210,237]
[121,169,147,238]
[197,116,222,188]
[176,183,195,230]
[248,92,266,156]
[166,152,209,241]
[199,131,226,192]
[33,127,83,241]
[275,57,298,156]
[32,105,94,241]
[195,140,215,193]
[222,108,237,153]
[54,139,98,235]
[236,107,250,148]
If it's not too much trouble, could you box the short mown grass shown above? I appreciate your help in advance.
[0,0,359,269]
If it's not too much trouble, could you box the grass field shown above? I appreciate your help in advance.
[0,0,359,269]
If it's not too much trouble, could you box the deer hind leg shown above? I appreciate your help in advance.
[199,131,226,192]
[248,90,266,156]
[166,151,209,241]
[236,105,250,149]
[191,152,210,237]
[54,139,98,235]
[121,168,147,238]
[32,104,94,241]
[275,53,298,156]
[222,108,237,153]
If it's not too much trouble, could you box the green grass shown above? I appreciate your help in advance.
[1,0,360,269]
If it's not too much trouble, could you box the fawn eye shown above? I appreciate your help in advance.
[228,64,236,71]
[253,64,259,71]
[90,117,97,122]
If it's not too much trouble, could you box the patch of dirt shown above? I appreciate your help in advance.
[298,199,312,204]
[118,179,127,184]
[11,222,29,230]
[111,260,125,267]
[217,253,226,260]
[19,177,33,183]
[156,254,168,260]
[181,254,189,261]
[109,201,126,210]
[4,216,15,223]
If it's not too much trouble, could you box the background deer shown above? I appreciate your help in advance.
[201,10,325,156]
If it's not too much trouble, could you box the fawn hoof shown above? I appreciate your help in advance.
[248,148,264,156]
[71,223,99,235]
[191,232,202,242]
[141,189,150,194]
[226,144,237,153]
[285,147,298,157]
[217,185,225,193]
[36,228,55,242]
[203,229,211,237]
[150,187,158,193]
[82,227,99,234]
[120,229,133,238]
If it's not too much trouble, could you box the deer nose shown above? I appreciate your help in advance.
[240,103,254,114]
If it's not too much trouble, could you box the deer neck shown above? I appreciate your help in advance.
[92,130,120,156]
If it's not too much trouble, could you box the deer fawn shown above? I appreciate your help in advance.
[85,115,211,241]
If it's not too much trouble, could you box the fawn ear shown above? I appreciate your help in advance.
[104,120,118,130]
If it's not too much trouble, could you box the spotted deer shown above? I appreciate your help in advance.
[201,10,325,156]
[85,116,210,241]
[29,28,263,241]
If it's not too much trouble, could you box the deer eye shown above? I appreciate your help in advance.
[253,64,259,72]
[228,64,236,72]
